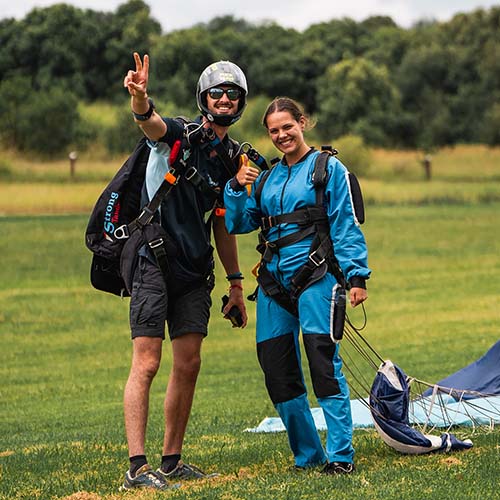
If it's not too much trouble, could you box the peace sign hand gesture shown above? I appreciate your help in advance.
[123,52,149,99]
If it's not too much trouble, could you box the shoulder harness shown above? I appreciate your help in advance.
[253,146,364,317]
[121,120,268,284]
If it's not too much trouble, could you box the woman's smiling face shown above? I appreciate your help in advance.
[266,110,307,160]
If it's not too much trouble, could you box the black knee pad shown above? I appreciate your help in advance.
[303,334,341,398]
[257,333,306,404]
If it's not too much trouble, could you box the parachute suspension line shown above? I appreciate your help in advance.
[339,355,387,421]
[406,378,500,435]
[343,325,381,370]
[418,382,441,434]
[340,347,373,401]
[340,328,379,407]
[336,325,389,417]
[343,306,384,367]
[460,397,500,430]
[334,303,387,413]
[346,302,367,331]
[422,384,440,434]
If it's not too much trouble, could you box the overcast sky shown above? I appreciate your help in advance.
[1,0,498,31]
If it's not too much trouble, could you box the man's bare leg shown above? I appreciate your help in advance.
[124,336,163,456]
[162,333,203,455]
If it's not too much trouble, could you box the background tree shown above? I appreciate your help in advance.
[0,2,499,153]
[103,0,162,101]
[151,28,216,110]
[316,57,401,146]
[16,87,81,155]
[0,75,32,148]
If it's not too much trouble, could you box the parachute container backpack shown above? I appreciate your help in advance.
[86,115,267,297]
[85,137,152,297]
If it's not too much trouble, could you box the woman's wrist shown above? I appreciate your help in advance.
[230,177,245,191]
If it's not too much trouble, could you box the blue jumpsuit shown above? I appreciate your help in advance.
[224,149,371,467]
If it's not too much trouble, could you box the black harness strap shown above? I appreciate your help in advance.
[257,225,317,263]
[246,146,270,171]
[148,234,171,279]
[254,169,273,207]
[260,206,328,231]
[205,127,239,178]
[254,150,349,316]
[256,265,298,316]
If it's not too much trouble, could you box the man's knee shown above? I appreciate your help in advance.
[131,337,162,380]
[173,354,201,380]
[172,333,203,381]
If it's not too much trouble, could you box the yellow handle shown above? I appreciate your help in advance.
[239,154,252,195]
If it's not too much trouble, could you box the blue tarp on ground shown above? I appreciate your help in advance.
[245,399,373,433]
[244,394,500,433]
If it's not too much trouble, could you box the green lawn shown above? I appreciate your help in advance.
[1,203,500,499]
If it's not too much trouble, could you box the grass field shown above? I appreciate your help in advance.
[1,144,500,215]
[1,145,500,499]
[1,201,500,499]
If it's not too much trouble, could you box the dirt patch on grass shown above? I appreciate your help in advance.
[62,493,102,500]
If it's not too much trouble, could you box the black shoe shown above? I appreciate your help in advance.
[290,465,307,472]
[120,464,179,491]
[321,461,355,475]
[157,461,219,480]
[290,461,325,472]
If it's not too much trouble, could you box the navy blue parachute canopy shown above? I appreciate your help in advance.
[422,340,500,400]
[370,361,473,454]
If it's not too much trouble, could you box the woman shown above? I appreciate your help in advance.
[224,97,371,474]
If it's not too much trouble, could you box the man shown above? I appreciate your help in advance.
[120,52,248,491]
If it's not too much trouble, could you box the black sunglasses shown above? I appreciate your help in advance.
[207,87,241,101]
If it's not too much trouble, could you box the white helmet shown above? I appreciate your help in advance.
[196,61,248,126]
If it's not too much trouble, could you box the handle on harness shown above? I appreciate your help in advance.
[169,139,182,164]
[238,154,253,196]
[162,139,182,185]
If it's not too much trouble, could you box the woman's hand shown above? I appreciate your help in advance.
[236,154,260,187]
[349,287,367,308]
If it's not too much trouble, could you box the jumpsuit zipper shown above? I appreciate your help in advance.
[276,165,292,284]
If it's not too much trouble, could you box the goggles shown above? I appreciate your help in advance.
[207,87,241,101]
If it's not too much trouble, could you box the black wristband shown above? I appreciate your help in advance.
[349,276,366,289]
[230,177,245,192]
[132,97,155,121]
[226,272,244,281]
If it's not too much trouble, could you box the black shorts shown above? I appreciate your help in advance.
[129,256,215,340]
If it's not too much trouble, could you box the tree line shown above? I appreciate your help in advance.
[1,0,499,155]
